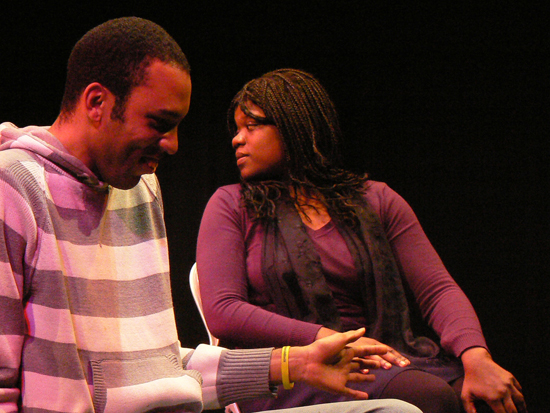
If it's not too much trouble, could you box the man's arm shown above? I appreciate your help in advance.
[270,328,387,400]
[0,166,31,411]
[185,328,387,410]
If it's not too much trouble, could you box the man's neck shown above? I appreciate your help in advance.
[49,115,93,170]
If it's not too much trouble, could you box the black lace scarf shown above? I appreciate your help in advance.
[261,198,440,357]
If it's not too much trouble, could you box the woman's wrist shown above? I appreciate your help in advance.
[461,347,492,370]
[315,326,336,340]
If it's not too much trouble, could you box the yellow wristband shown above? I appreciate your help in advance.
[281,346,294,390]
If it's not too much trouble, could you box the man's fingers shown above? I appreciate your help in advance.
[341,328,367,345]
[340,388,370,400]
[347,372,377,383]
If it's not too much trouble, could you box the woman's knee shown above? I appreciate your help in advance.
[379,370,461,413]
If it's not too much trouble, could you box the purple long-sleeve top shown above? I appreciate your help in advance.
[196,181,487,357]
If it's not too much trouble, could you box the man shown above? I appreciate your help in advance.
[0,17,420,413]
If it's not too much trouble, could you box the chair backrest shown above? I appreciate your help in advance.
[188,263,241,413]
[189,263,219,346]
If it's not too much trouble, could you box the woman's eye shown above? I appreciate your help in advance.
[246,123,259,131]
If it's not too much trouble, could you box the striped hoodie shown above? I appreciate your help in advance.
[0,123,273,413]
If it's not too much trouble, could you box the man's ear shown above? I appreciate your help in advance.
[82,83,109,123]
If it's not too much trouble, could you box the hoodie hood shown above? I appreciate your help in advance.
[0,122,108,191]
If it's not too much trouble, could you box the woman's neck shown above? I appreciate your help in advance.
[294,191,331,230]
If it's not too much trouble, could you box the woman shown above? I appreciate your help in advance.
[196,69,526,413]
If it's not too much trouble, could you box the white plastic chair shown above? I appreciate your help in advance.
[189,263,219,346]
[189,263,241,413]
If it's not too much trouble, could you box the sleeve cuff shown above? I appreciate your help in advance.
[217,348,277,407]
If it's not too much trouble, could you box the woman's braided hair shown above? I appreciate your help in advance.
[228,69,369,228]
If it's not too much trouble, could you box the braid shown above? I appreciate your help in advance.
[228,69,369,228]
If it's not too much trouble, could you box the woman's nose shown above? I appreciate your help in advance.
[232,131,245,149]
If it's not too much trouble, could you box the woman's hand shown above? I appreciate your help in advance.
[316,327,410,369]
[461,347,527,413]
[271,328,390,399]
[351,336,410,369]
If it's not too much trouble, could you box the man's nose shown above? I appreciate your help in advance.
[160,128,179,155]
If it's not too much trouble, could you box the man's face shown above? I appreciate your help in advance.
[91,60,192,189]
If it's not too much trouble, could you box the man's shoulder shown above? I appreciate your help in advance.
[0,146,44,177]
[0,122,48,168]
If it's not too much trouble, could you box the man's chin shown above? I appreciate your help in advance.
[106,175,143,190]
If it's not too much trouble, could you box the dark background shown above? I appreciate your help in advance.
[2,2,547,411]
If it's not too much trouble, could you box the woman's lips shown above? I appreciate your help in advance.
[236,153,247,166]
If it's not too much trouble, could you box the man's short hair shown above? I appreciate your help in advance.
[59,17,190,121]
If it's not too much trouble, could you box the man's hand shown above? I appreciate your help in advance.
[271,328,390,399]
[316,326,410,369]
[461,347,527,413]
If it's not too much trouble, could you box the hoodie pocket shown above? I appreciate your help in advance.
[91,354,203,413]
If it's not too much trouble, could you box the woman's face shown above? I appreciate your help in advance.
[232,102,285,181]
